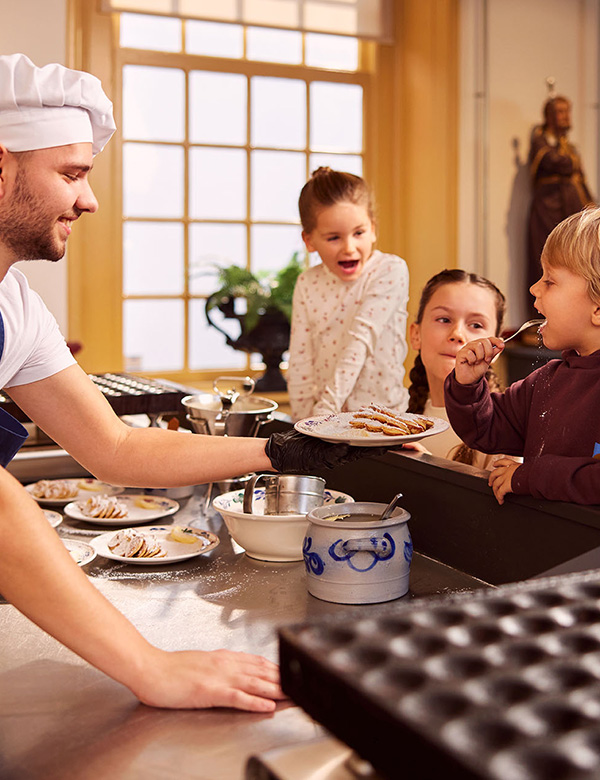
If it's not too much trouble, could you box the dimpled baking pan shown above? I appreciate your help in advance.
[0,373,187,420]
[279,569,600,780]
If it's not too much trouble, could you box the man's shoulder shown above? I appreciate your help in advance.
[0,266,31,298]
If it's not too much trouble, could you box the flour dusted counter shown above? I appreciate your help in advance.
[0,482,488,780]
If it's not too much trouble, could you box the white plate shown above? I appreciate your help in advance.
[63,494,180,526]
[43,509,62,528]
[63,539,97,566]
[26,478,124,506]
[294,412,449,447]
[91,525,219,565]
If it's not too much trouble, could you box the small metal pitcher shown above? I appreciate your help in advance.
[243,473,326,516]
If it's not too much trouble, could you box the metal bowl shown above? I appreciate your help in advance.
[182,393,278,437]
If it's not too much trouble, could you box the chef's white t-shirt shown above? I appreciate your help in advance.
[0,267,76,389]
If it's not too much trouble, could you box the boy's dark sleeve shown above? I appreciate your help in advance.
[511,455,600,505]
[443,370,527,456]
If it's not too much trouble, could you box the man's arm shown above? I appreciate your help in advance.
[8,364,273,486]
[0,466,284,710]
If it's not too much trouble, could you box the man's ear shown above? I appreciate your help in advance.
[409,321,421,350]
[301,231,315,254]
[0,145,10,200]
[0,144,14,200]
[591,303,600,327]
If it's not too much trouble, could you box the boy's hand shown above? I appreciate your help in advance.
[488,457,520,504]
[455,337,505,385]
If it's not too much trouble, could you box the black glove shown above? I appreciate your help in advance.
[265,429,388,474]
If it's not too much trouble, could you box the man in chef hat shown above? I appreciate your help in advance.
[0,54,374,711]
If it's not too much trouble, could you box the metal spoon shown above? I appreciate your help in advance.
[328,493,405,523]
[378,492,404,522]
[491,318,545,363]
[502,318,546,344]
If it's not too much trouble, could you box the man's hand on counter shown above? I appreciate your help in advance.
[265,429,389,473]
[135,648,287,712]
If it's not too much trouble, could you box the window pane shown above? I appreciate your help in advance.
[123,222,184,295]
[244,0,298,27]
[251,77,306,149]
[189,71,247,145]
[123,143,184,218]
[185,20,243,57]
[189,148,247,219]
[309,153,362,177]
[251,150,305,221]
[310,82,363,152]
[123,299,184,371]
[305,1,358,35]
[305,33,359,71]
[246,26,302,63]
[189,300,247,370]
[120,12,182,52]
[189,223,247,295]
[251,225,303,275]
[180,0,238,20]
[123,65,185,142]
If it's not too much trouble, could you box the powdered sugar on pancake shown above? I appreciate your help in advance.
[295,409,448,446]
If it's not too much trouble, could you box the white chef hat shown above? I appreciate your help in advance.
[0,53,116,156]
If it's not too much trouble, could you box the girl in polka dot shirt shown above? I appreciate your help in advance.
[287,167,409,421]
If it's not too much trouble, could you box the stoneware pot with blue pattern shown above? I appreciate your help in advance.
[304,502,412,604]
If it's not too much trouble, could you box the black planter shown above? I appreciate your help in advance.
[205,296,290,391]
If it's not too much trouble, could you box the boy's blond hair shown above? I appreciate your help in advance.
[543,206,600,304]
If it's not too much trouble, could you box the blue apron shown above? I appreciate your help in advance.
[0,313,28,467]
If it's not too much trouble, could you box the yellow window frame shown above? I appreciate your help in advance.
[67,0,460,383]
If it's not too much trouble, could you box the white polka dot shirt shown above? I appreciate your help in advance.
[287,250,409,421]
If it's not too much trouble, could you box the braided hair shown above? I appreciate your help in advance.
[407,269,506,466]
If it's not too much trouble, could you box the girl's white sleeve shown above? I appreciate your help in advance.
[314,257,408,416]
[287,278,316,421]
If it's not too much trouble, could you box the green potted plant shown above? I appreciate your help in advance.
[205,253,304,391]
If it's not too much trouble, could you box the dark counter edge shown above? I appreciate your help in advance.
[260,419,600,587]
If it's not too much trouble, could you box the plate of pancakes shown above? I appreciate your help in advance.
[295,403,448,447]
[91,524,219,564]
[64,494,180,525]
[26,478,124,506]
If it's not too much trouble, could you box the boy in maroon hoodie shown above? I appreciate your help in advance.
[445,206,600,505]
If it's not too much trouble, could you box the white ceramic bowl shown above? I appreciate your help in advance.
[212,487,354,562]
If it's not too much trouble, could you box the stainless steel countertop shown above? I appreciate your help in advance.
[0,486,490,780]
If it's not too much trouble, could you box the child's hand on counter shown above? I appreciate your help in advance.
[488,457,521,504]
[455,336,505,386]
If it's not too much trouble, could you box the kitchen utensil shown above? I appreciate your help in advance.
[279,568,600,780]
[378,492,403,523]
[491,318,545,363]
[182,393,277,437]
[304,501,412,604]
[243,473,326,516]
[213,487,354,562]
[502,317,546,343]
[211,376,255,435]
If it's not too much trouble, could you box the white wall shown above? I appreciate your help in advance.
[0,0,69,332]
[459,0,599,328]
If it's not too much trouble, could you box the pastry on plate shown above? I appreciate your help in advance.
[79,494,128,519]
[32,479,79,500]
[350,403,434,436]
[108,528,166,558]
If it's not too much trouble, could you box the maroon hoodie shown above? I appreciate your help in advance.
[444,349,600,504]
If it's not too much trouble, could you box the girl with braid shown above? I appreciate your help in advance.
[407,270,506,468]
